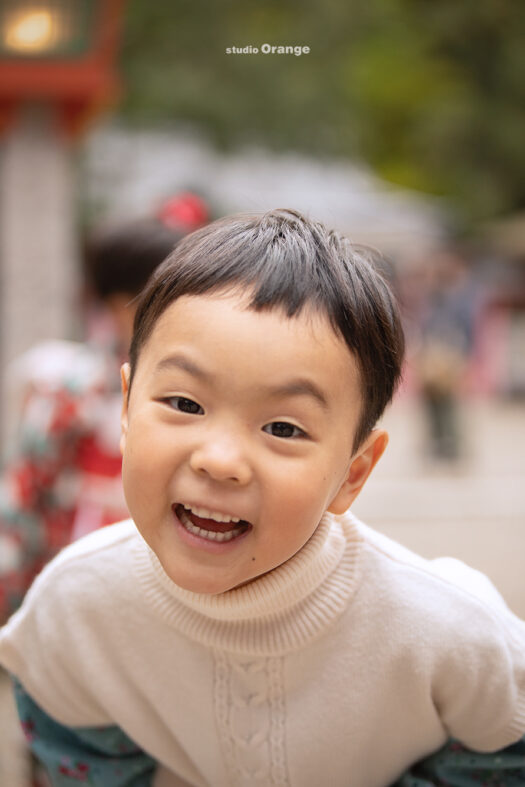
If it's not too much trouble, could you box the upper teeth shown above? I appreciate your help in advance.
[183,504,240,524]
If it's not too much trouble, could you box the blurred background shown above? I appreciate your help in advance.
[0,1,524,781]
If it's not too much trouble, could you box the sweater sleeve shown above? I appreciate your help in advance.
[13,678,157,787]
[363,527,525,753]
[0,522,139,727]
[429,577,525,751]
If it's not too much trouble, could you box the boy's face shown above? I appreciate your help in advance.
[120,290,386,594]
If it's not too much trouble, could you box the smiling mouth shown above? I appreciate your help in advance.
[175,504,251,543]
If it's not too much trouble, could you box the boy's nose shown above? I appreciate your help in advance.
[189,438,252,485]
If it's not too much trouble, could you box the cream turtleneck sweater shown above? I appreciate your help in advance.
[1,513,525,787]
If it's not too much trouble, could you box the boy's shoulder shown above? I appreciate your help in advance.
[344,514,525,694]
[13,520,141,616]
[48,518,137,563]
[347,513,510,617]
[35,517,136,570]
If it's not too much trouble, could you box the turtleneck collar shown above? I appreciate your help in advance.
[133,512,363,656]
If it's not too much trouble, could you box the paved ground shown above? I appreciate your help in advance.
[352,395,525,617]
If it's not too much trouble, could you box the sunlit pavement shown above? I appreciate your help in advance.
[352,395,525,618]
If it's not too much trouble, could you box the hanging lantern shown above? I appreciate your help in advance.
[0,0,125,137]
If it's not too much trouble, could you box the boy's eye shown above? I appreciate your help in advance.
[263,421,305,439]
[166,397,204,415]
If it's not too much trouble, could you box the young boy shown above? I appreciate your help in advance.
[1,209,525,787]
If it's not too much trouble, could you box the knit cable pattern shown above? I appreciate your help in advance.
[214,651,291,786]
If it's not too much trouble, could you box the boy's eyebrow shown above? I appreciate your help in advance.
[262,380,329,410]
[155,354,210,381]
[155,354,329,409]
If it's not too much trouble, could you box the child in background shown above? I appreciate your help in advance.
[0,194,208,623]
[1,209,525,787]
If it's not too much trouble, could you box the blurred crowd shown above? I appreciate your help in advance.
[399,242,525,462]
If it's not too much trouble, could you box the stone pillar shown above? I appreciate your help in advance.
[0,104,79,455]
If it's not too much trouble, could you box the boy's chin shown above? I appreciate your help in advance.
[160,562,254,595]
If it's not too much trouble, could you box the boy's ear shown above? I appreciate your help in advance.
[119,363,131,456]
[327,429,388,515]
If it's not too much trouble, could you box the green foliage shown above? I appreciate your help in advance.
[118,0,525,220]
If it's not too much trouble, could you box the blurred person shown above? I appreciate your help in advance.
[0,193,209,624]
[415,248,478,461]
[2,210,525,787]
